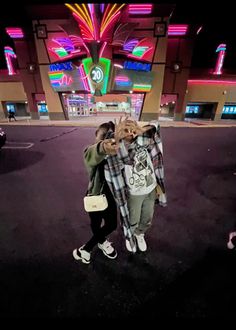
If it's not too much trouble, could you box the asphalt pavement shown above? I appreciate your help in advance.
[0,125,236,318]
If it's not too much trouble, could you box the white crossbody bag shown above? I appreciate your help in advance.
[83,194,108,212]
[83,175,108,212]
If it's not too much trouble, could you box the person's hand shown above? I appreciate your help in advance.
[101,138,117,155]
[114,116,133,142]
[115,116,152,142]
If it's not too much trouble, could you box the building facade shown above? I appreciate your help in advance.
[0,3,235,121]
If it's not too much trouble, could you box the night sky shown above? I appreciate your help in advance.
[0,1,235,71]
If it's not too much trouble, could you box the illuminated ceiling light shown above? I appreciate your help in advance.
[128,4,153,15]
[168,25,188,36]
[6,27,24,38]
[72,90,75,93]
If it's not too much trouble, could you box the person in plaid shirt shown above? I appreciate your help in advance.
[105,117,167,253]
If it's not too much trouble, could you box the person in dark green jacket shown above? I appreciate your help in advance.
[73,122,119,264]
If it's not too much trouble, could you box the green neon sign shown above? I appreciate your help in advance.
[82,57,111,95]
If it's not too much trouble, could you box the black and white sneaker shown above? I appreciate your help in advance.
[73,245,91,264]
[98,240,117,259]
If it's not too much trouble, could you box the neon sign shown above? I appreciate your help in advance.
[213,43,226,75]
[168,25,188,36]
[115,76,132,87]
[124,61,151,72]
[49,62,73,72]
[6,27,24,38]
[4,46,17,75]
[48,71,73,87]
[127,38,155,62]
[65,3,125,41]
[82,57,111,94]
[90,66,104,84]
[128,4,153,15]
[133,84,152,92]
[79,64,90,92]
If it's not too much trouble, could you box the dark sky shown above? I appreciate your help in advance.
[0,1,235,71]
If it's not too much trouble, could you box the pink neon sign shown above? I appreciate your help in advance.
[6,27,24,38]
[188,79,236,85]
[213,43,226,75]
[99,41,107,58]
[4,46,17,75]
[128,4,153,14]
[168,25,188,36]
[79,64,90,92]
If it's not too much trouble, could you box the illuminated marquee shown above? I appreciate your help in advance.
[48,62,86,92]
[90,66,104,84]
[82,57,111,94]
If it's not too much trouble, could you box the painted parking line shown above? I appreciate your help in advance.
[2,142,34,149]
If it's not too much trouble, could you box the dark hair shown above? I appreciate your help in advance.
[95,121,115,139]
[143,125,156,138]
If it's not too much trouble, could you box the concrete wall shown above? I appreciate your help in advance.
[162,37,195,121]
[0,82,26,101]
[0,82,26,119]
[140,19,168,121]
[183,83,233,120]
[33,19,67,120]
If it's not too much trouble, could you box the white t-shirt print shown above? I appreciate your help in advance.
[124,146,157,196]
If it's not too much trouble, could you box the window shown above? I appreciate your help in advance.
[6,104,15,112]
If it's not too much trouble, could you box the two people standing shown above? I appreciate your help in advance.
[73,118,167,264]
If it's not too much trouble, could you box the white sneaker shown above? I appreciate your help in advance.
[125,239,137,253]
[98,240,117,259]
[135,234,147,252]
[227,232,236,250]
[72,245,91,264]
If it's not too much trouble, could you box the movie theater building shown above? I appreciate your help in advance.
[0,3,235,121]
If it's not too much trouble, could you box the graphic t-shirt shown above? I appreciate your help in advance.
[124,146,157,195]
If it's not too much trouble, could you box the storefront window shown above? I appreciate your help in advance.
[61,92,144,120]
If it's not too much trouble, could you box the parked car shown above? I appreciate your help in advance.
[0,127,6,148]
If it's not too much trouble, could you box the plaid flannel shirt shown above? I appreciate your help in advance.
[104,121,167,252]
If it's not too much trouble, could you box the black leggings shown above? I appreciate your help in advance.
[83,187,117,252]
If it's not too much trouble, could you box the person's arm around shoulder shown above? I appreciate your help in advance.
[84,141,106,168]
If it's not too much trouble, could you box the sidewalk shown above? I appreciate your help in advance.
[1,116,236,128]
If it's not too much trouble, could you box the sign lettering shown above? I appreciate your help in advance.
[124,61,151,72]
[49,61,73,72]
